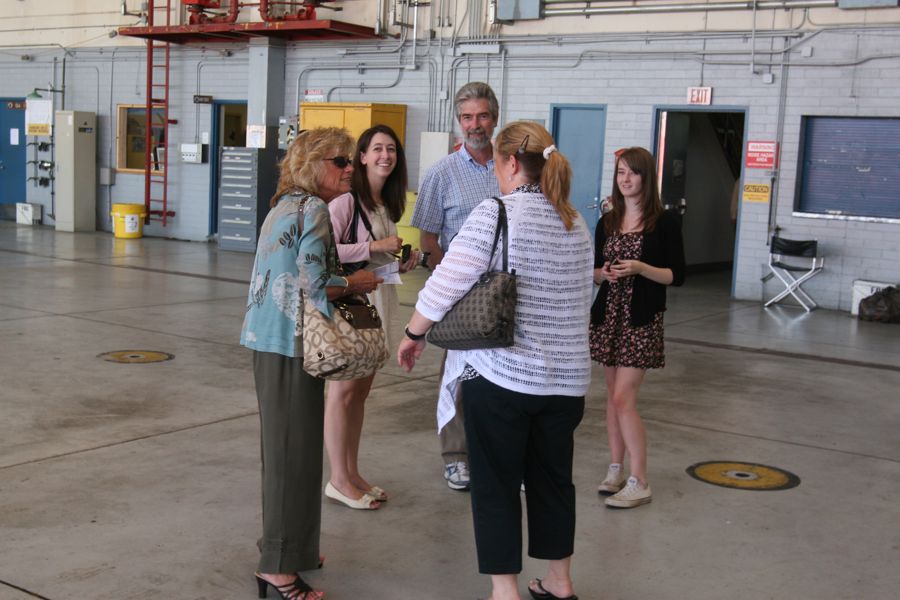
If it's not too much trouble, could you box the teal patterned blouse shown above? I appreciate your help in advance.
[240,192,347,358]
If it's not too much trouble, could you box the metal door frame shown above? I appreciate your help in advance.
[652,104,748,296]
[208,99,247,235]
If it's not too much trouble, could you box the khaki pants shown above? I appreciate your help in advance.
[253,351,325,574]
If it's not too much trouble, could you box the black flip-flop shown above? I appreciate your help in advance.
[528,578,578,600]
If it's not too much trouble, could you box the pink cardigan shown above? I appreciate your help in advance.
[328,192,373,264]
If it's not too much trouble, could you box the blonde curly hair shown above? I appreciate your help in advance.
[270,127,355,207]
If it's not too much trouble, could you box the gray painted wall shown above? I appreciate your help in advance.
[1,28,898,310]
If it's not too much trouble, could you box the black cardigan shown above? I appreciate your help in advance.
[590,209,686,327]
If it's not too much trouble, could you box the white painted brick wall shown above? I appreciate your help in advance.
[1,30,897,308]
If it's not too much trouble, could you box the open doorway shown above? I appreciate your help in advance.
[208,101,247,235]
[655,108,745,289]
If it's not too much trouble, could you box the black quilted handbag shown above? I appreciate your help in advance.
[427,198,517,350]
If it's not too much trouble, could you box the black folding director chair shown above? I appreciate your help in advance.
[764,236,824,312]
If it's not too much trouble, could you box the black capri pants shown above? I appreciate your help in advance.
[461,374,585,574]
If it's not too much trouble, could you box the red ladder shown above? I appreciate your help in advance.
[143,0,175,226]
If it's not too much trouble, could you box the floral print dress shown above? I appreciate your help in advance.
[589,231,665,369]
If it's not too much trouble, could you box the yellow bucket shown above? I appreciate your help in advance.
[111,203,147,239]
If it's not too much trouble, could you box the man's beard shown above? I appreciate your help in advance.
[465,129,491,150]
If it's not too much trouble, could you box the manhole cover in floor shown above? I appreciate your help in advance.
[98,350,174,364]
[686,461,800,491]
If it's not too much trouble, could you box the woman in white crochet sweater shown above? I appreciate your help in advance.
[398,121,594,600]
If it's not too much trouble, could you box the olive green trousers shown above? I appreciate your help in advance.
[253,351,325,574]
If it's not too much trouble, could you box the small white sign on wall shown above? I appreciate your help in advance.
[9,128,19,145]
[246,125,266,148]
[304,89,325,102]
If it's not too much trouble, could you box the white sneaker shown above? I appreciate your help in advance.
[444,461,470,491]
[597,463,626,494]
[605,476,652,508]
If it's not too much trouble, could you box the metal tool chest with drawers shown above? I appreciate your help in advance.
[217,146,278,252]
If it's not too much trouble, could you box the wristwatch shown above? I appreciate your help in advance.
[404,326,426,341]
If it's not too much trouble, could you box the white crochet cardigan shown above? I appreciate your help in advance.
[415,191,595,431]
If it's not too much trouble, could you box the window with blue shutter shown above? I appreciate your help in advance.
[795,116,900,219]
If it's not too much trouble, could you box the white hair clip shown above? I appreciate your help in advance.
[542,145,557,160]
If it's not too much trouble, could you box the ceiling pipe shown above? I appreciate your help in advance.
[185,0,239,24]
[375,0,385,36]
[543,0,838,16]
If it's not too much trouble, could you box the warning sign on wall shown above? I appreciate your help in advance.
[746,141,779,169]
[742,183,771,203]
[25,98,53,137]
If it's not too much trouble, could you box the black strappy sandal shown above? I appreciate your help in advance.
[255,573,321,599]
[528,578,578,600]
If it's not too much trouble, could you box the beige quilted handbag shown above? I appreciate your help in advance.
[302,295,389,380]
[427,198,517,351]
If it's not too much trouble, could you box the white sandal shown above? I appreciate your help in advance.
[368,485,387,502]
[324,482,380,510]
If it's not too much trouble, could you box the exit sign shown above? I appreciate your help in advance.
[687,86,712,105]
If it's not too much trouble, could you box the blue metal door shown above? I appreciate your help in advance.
[0,99,27,206]
[550,104,606,239]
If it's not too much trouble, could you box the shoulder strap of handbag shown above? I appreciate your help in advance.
[490,197,510,273]
[294,192,310,241]
[347,191,375,244]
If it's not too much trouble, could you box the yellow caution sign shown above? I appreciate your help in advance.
[686,461,800,491]
[26,123,51,136]
[742,184,770,203]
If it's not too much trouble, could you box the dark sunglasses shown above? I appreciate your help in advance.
[323,156,352,169]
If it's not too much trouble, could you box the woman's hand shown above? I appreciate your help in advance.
[609,259,646,278]
[370,235,403,255]
[345,270,383,295]
[397,337,425,372]
[399,249,420,274]
[595,262,617,283]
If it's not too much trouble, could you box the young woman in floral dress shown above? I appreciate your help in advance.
[590,147,685,509]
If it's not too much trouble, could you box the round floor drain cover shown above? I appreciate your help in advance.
[686,461,800,491]
[98,350,174,364]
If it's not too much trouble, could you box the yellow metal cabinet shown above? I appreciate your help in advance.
[299,103,407,145]
[397,191,420,249]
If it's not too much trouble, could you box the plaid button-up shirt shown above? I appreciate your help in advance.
[411,145,500,252]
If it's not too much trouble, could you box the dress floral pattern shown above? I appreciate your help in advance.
[590,231,665,369]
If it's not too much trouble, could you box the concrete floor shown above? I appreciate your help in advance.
[1,220,898,600]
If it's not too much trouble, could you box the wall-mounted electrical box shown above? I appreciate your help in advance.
[838,0,898,8]
[278,116,299,150]
[180,143,208,163]
[497,0,541,20]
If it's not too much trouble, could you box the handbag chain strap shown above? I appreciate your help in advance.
[490,197,510,273]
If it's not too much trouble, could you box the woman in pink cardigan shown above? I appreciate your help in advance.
[325,125,419,509]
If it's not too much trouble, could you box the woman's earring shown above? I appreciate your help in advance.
[507,175,513,182]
